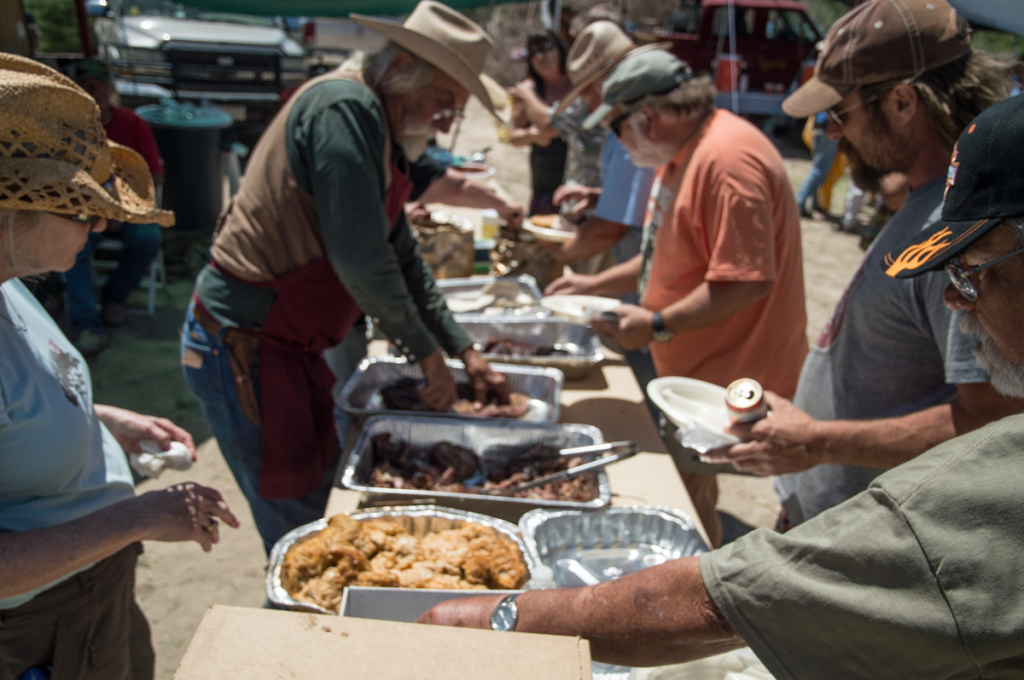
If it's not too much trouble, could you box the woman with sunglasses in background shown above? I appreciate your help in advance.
[0,54,238,680]
[508,31,571,215]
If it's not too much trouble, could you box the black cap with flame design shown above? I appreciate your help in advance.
[883,95,1024,279]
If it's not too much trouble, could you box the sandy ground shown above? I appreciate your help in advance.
[134,97,866,678]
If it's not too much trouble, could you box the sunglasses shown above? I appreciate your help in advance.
[49,212,104,228]
[825,93,879,127]
[945,246,1024,302]
[428,87,465,124]
[607,108,637,137]
[528,41,557,57]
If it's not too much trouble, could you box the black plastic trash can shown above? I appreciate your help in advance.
[136,100,233,238]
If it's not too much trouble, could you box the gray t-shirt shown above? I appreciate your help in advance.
[775,178,988,525]
[702,413,1024,680]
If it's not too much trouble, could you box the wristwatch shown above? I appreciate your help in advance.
[651,312,675,343]
[490,593,520,632]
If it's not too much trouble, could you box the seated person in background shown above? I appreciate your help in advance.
[64,57,164,355]
[420,94,1024,678]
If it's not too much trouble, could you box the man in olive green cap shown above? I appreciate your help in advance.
[549,49,808,547]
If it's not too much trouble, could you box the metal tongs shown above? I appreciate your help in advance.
[487,441,638,495]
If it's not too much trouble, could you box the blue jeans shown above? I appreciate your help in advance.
[64,224,162,333]
[180,303,340,555]
[795,130,838,213]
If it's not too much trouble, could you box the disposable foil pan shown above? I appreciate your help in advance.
[437,275,550,318]
[452,318,604,380]
[520,506,709,680]
[337,355,564,424]
[340,415,611,523]
[266,505,537,615]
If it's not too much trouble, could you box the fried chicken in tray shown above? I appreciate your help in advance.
[281,514,529,613]
[368,434,597,502]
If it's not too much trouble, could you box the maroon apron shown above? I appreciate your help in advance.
[244,165,414,499]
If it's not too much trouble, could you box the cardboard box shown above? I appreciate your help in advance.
[339,586,522,623]
[175,605,592,680]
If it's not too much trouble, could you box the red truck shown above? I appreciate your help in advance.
[643,0,823,116]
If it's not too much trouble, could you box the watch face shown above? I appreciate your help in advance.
[491,597,518,631]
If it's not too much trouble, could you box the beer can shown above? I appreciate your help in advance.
[725,378,768,424]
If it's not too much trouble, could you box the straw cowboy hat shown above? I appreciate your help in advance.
[351,1,508,121]
[0,54,173,226]
[554,21,671,115]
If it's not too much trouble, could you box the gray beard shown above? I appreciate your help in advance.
[399,124,433,162]
[959,312,1024,399]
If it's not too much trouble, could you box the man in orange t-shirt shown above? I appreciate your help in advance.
[548,51,807,546]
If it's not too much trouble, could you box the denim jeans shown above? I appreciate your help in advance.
[180,303,340,555]
[795,129,838,213]
[64,224,162,333]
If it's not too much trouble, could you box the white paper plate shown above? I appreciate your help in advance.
[540,295,620,323]
[524,216,575,243]
[646,377,740,449]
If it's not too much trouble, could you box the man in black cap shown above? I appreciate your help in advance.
[704,0,1022,528]
[419,94,1024,679]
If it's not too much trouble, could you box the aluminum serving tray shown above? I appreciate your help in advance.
[520,506,709,680]
[337,355,564,425]
[452,318,604,380]
[437,275,550,318]
[520,506,708,585]
[266,505,537,615]
[340,415,611,523]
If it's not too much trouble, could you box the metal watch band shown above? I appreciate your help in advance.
[490,593,520,632]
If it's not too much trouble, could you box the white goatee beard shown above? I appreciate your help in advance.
[959,311,1024,399]
[399,123,434,162]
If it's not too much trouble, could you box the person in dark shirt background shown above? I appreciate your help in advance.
[64,57,164,355]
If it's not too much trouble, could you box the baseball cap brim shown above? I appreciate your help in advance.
[882,216,997,279]
[582,102,614,130]
[782,75,850,118]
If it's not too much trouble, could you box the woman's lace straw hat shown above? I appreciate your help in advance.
[0,53,174,226]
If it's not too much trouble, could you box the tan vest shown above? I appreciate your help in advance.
[210,69,391,282]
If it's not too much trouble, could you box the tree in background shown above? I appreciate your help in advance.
[23,0,80,52]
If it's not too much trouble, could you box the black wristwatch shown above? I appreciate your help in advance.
[490,593,520,632]
[652,312,675,343]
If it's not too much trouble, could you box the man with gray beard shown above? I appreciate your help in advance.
[420,94,1024,679]
[179,1,510,553]
[705,0,1024,528]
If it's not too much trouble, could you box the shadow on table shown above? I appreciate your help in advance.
[559,396,663,452]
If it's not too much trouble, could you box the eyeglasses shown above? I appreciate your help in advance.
[945,246,1024,301]
[429,87,465,124]
[825,93,878,127]
[49,212,104,228]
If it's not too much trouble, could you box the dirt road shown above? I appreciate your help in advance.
[134,97,866,678]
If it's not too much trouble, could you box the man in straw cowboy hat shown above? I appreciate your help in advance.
[703,0,1022,530]
[0,53,238,679]
[181,0,510,554]
[420,93,1024,679]
[550,48,809,547]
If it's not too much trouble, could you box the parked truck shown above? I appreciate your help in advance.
[90,0,307,143]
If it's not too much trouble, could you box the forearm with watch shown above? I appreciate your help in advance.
[655,279,774,338]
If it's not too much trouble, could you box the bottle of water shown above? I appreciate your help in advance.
[20,667,52,680]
